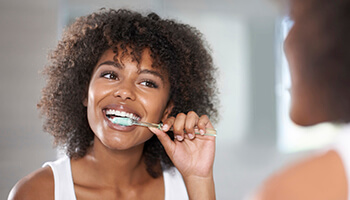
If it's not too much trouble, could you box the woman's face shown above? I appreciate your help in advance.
[284,20,328,126]
[85,49,173,150]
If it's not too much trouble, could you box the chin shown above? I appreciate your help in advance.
[289,106,325,127]
[290,114,315,127]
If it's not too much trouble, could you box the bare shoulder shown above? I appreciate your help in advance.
[8,166,54,200]
[252,150,347,200]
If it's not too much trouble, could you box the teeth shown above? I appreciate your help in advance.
[105,109,140,121]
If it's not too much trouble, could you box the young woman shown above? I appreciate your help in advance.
[254,0,350,199]
[8,9,218,200]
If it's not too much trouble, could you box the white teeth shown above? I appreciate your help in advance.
[105,109,140,121]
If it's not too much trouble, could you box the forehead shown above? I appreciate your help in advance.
[97,48,159,70]
[95,48,170,80]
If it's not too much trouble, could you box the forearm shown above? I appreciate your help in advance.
[183,174,216,200]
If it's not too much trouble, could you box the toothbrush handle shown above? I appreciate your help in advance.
[135,121,217,137]
[200,128,217,137]
[134,121,162,129]
[168,127,217,137]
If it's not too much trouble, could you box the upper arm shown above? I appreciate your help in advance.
[8,166,54,200]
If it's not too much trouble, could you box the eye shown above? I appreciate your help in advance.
[100,71,118,80]
[140,80,158,88]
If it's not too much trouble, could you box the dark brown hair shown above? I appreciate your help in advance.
[289,0,350,122]
[38,8,218,177]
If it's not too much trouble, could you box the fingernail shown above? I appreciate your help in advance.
[162,124,169,131]
[200,129,205,135]
[188,133,194,139]
[176,135,183,141]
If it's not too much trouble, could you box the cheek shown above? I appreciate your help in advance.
[142,97,166,118]
[87,85,99,113]
[141,91,170,120]
[87,91,96,119]
[87,81,111,107]
[86,82,109,132]
[86,87,98,133]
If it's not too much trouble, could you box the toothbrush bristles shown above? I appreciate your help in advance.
[111,117,134,126]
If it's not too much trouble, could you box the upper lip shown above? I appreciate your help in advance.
[102,104,142,119]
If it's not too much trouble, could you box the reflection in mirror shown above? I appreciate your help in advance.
[276,17,342,153]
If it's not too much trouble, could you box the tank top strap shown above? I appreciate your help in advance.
[162,166,188,200]
[42,156,76,200]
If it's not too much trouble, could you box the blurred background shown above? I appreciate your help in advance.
[0,0,343,199]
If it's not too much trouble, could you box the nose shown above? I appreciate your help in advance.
[113,82,136,101]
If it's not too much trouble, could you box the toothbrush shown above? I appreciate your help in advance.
[111,117,217,137]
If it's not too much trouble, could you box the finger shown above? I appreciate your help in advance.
[185,111,199,139]
[162,116,175,132]
[148,127,175,158]
[197,115,212,135]
[173,113,186,141]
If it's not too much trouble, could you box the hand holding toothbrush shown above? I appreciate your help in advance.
[149,111,216,200]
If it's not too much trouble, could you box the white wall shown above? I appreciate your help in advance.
[0,0,58,197]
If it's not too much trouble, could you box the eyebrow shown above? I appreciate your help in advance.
[98,60,165,82]
[98,61,123,69]
[139,69,165,82]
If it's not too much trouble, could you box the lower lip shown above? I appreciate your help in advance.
[103,115,137,132]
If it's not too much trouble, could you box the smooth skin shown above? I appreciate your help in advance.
[150,112,216,200]
[252,150,347,200]
[8,49,216,200]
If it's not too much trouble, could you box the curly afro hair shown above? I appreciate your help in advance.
[38,8,218,177]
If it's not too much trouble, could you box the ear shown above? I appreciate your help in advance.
[161,100,174,122]
[82,97,88,107]
[82,84,89,107]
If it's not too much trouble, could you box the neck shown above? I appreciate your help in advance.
[78,136,153,187]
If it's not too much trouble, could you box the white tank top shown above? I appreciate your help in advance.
[43,156,188,200]
[332,124,350,200]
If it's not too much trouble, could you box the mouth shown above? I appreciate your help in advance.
[104,109,141,125]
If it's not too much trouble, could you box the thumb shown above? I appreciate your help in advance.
[149,127,175,157]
